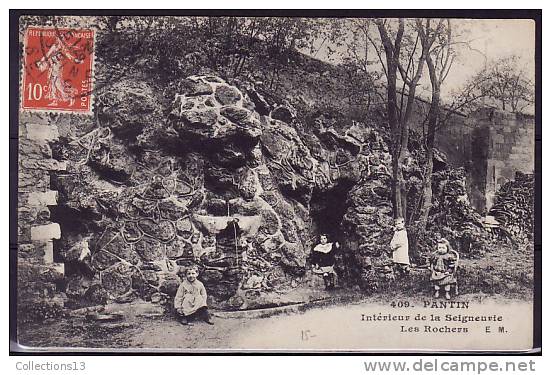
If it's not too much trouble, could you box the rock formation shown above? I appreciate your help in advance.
[46,74,400,311]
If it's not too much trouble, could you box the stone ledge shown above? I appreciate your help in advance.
[25,123,59,142]
[27,191,58,207]
[30,223,61,241]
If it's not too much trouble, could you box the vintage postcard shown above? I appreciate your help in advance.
[12,12,539,352]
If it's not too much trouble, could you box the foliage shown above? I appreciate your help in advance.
[92,17,337,86]
[451,55,534,114]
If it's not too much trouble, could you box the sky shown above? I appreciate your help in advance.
[441,19,535,97]
[310,18,536,105]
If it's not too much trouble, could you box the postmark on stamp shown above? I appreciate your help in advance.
[21,26,95,114]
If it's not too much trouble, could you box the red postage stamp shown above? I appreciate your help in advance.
[21,26,95,113]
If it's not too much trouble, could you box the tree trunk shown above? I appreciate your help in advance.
[418,89,440,228]
[392,151,405,219]
[419,148,434,226]
[376,19,409,221]
[385,57,403,220]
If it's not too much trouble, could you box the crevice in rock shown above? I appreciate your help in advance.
[310,179,355,242]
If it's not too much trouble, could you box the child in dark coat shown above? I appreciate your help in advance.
[311,234,340,289]
[430,238,458,300]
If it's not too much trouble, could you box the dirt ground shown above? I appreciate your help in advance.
[17,292,533,352]
[17,242,534,352]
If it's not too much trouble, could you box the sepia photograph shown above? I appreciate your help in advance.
[11,10,540,352]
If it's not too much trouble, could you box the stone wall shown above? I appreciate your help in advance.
[407,98,535,213]
[467,108,535,212]
[407,96,471,168]
[17,114,67,322]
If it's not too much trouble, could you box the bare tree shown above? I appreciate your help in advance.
[488,55,534,112]
[456,55,534,113]
[368,18,434,220]
[415,19,453,228]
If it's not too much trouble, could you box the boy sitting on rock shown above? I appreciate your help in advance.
[174,265,214,325]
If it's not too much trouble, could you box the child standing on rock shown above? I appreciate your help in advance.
[174,266,214,325]
[390,218,410,276]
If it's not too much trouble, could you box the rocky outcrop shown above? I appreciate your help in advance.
[38,75,397,313]
[488,172,534,243]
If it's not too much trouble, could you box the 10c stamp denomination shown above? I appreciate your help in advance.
[21,26,95,113]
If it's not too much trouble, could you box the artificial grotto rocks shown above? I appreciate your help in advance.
[49,74,402,311]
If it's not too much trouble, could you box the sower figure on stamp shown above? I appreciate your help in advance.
[311,234,340,290]
[430,238,459,300]
[174,266,214,325]
[390,218,410,276]
[36,36,82,107]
